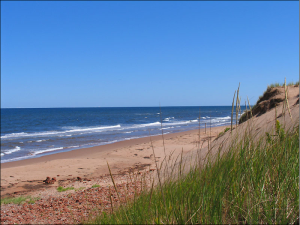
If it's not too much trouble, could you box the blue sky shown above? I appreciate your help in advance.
[1,1,299,108]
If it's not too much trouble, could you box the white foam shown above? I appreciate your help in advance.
[123,135,149,141]
[216,116,231,120]
[167,120,196,126]
[163,117,175,122]
[162,127,173,130]
[1,125,122,139]
[201,116,231,121]
[1,153,4,156]
[68,125,121,133]
[133,122,161,128]
[210,117,231,123]
[1,132,27,139]
[4,146,21,155]
[31,147,64,156]
[1,155,32,163]
[66,145,80,149]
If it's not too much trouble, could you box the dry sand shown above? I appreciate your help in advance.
[1,125,227,198]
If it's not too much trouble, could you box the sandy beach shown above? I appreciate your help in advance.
[1,86,299,199]
[1,85,299,224]
[1,87,299,224]
[1,125,228,198]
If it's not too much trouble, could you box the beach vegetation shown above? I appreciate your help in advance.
[57,186,75,192]
[266,81,298,89]
[1,196,40,205]
[239,79,298,124]
[90,120,299,224]
[217,127,230,138]
[89,82,299,224]
[258,80,298,105]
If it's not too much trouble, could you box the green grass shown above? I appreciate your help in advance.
[92,184,101,188]
[217,127,230,138]
[57,186,75,192]
[267,81,299,89]
[267,82,282,89]
[258,81,299,104]
[1,196,40,205]
[90,120,299,224]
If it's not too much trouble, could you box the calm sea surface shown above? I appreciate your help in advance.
[1,106,245,163]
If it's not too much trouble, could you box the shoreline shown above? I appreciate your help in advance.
[1,125,229,197]
[1,125,228,169]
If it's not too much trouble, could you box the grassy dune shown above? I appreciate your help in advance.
[89,121,298,224]
[89,84,299,224]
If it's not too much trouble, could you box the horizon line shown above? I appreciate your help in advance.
[1,105,250,109]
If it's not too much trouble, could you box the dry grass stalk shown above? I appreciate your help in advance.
[236,83,240,128]
[245,101,248,121]
[179,148,185,178]
[107,161,130,223]
[108,186,114,214]
[198,108,201,149]
[247,96,253,119]
[231,90,236,131]
[284,78,292,120]
[107,162,121,202]
[282,79,287,125]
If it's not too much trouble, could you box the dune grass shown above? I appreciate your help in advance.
[239,79,298,125]
[89,117,299,224]
[88,82,299,224]
[255,80,299,107]
[267,81,299,89]
[57,186,75,192]
[1,196,40,205]
[217,127,230,138]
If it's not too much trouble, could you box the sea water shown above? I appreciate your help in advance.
[1,106,245,163]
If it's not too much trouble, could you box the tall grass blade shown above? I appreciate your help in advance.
[231,90,236,131]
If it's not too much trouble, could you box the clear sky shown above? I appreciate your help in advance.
[1,1,299,108]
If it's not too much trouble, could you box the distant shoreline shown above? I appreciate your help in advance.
[1,105,237,109]
[1,106,239,164]
[1,125,227,168]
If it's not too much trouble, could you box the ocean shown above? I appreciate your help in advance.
[1,106,245,163]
